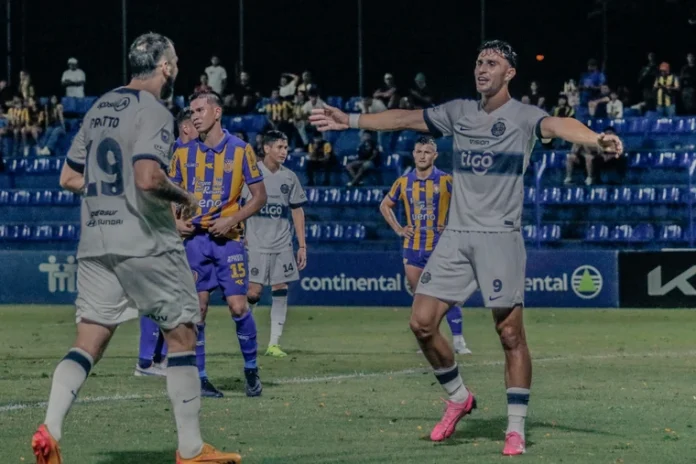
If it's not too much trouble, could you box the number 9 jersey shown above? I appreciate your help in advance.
[66,88,182,259]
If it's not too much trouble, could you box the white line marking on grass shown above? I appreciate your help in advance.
[2,349,694,413]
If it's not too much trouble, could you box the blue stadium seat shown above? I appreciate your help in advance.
[562,187,584,204]
[305,188,320,205]
[0,190,8,205]
[344,97,362,113]
[11,190,31,205]
[77,97,97,114]
[306,224,322,242]
[56,224,78,241]
[32,225,54,241]
[326,96,344,109]
[61,97,77,113]
[588,187,609,204]
[524,187,535,204]
[174,96,185,109]
[243,115,267,133]
[633,187,656,204]
[542,151,566,169]
[329,224,345,240]
[0,224,20,240]
[321,188,341,205]
[365,188,384,205]
[585,224,609,241]
[659,224,682,241]
[540,187,561,204]
[657,186,681,203]
[19,225,32,240]
[25,158,51,174]
[655,151,680,168]
[6,158,28,173]
[51,158,64,172]
[352,224,366,240]
[55,190,77,205]
[542,224,562,241]
[395,131,418,152]
[674,117,696,133]
[610,186,632,203]
[33,190,54,205]
[650,118,673,134]
[350,188,366,205]
[522,225,535,240]
[384,153,401,172]
[627,117,649,134]
[630,223,655,242]
[611,224,633,241]
[321,224,333,240]
[629,151,654,168]
[609,119,626,134]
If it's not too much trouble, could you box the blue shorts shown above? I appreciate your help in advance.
[403,248,432,269]
[184,233,248,297]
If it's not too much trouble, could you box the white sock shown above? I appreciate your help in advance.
[506,387,530,439]
[44,348,94,441]
[453,335,466,346]
[167,352,204,459]
[269,290,288,346]
[434,364,470,403]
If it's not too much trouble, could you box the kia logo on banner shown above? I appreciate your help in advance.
[619,251,696,308]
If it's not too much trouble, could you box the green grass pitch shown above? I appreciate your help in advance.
[0,305,695,463]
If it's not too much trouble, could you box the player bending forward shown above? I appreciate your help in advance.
[33,33,242,464]
[243,130,307,357]
[170,92,267,398]
[380,136,470,355]
[135,108,198,377]
[311,40,623,456]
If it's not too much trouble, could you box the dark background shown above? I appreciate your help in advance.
[3,0,696,103]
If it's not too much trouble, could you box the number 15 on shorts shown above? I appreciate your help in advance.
[230,263,246,279]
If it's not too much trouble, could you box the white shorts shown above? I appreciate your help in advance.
[75,250,201,330]
[248,249,299,286]
[416,230,526,308]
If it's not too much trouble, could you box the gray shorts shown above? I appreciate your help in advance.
[75,250,200,330]
[248,249,299,286]
[416,230,526,308]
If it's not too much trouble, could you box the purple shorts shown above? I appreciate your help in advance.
[184,233,248,297]
[403,248,432,269]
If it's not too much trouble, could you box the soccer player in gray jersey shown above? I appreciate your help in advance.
[311,40,623,456]
[32,33,242,464]
[243,131,308,358]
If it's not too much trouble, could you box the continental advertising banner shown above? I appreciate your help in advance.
[0,250,619,307]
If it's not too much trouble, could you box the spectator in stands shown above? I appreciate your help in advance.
[293,91,309,146]
[21,97,42,156]
[551,94,575,118]
[654,62,679,117]
[7,97,27,156]
[261,89,294,139]
[234,71,259,114]
[222,94,240,115]
[638,52,659,110]
[357,95,387,114]
[279,72,299,100]
[680,53,696,114]
[306,131,335,186]
[579,59,606,106]
[36,95,65,156]
[520,95,531,105]
[399,96,414,110]
[606,90,624,119]
[564,127,620,186]
[409,72,433,109]
[588,84,611,117]
[61,57,85,98]
[0,80,11,110]
[346,131,381,186]
[204,55,227,95]
[18,71,35,102]
[254,133,264,156]
[563,79,580,108]
[528,81,546,110]
[374,73,399,109]
[194,73,212,94]
[297,71,317,95]
[301,88,325,118]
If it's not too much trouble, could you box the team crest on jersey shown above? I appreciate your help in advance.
[224,159,234,173]
[433,185,440,194]
[491,121,506,137]
[280,184,290,194]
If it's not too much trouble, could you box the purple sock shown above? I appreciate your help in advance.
[196,323,207,378]
[446,306,463,336]
[138,316,159,368]
[233,310,257,369]
[152,330,167,364]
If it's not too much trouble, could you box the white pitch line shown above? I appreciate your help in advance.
[1,349,694,413]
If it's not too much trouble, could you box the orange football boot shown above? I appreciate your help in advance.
[176,443,242,463]
[31,425,62,464]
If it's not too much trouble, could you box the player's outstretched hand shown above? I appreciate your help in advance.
[297,247,307,271]
[208,216,239,237]
[309,105,349,132]
[597,133,624,157]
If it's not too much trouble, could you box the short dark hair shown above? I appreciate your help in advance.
[263,130,288,148]
[478,40,517,68]
[128,32,173,79]
[176,107,192,126]
[190,91,222,108]
[415,135,436,148]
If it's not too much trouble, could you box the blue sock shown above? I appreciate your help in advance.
[233,310,258,369]
[446,306,463,336]
[138,316,159,368]
[196,323,207,379]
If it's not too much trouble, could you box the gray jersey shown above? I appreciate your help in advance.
[424,98,547,231]
[67,88,181,259]
[243,162,306,252]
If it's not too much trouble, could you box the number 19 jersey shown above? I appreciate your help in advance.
[66,87,181,259]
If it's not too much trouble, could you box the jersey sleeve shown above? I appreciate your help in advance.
[522,105,550,142]
[289,172,307,208]
[423,99,468,137]
[387,178,403,202]
[242,144,264,185]
[66,124,88,174]
[132,104,175,169]
[168,149,183,185]
[444,174,453,194]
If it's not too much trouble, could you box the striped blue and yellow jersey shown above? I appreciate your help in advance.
[169,130,263,240]
[387,167,452,251]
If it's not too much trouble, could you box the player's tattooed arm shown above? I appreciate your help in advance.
[540,117,624,155]
[133,159,197,212]
[309,105,428,132]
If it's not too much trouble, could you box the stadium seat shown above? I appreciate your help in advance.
[6,158,28,173]
[55,224,78,241]
[348,188,365,205]
[524,187,536,204]
[522,224,535,240]
[611,224,633,241]
[633,187,656,204]
[353,223,366,240]
[326,96,344,109]
[674,117,696,133]
[321,224,333,240]
[659,224,682,241]
[540,187,562,204]
[61,97,77,113]
[562,187,584,204]
[632,223,655,242]
[655,151,679,168]
[542,151,566,169]
[32,225,54,241]
[610,186,632,203]
[395,132,418,152]
[627,117,649,134]
[55,190,77,205]
[11,190,31,205]
[321,188,341,205]
[306,223,322,242]
[174,96,185,109]
[650,118,673,134]
[365,188,384,205]
[585,224,609,241]
[657,186,681,203]
[305,188,320,205]
[25,158,51,174]
[329,224,345,240]
[609,119,626,134]
[33,190,54,205]
[343,97,362,113]
[629,151,654,168]
[384,153,401,172]
[0,190,8,205]
[587,187,609,204]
